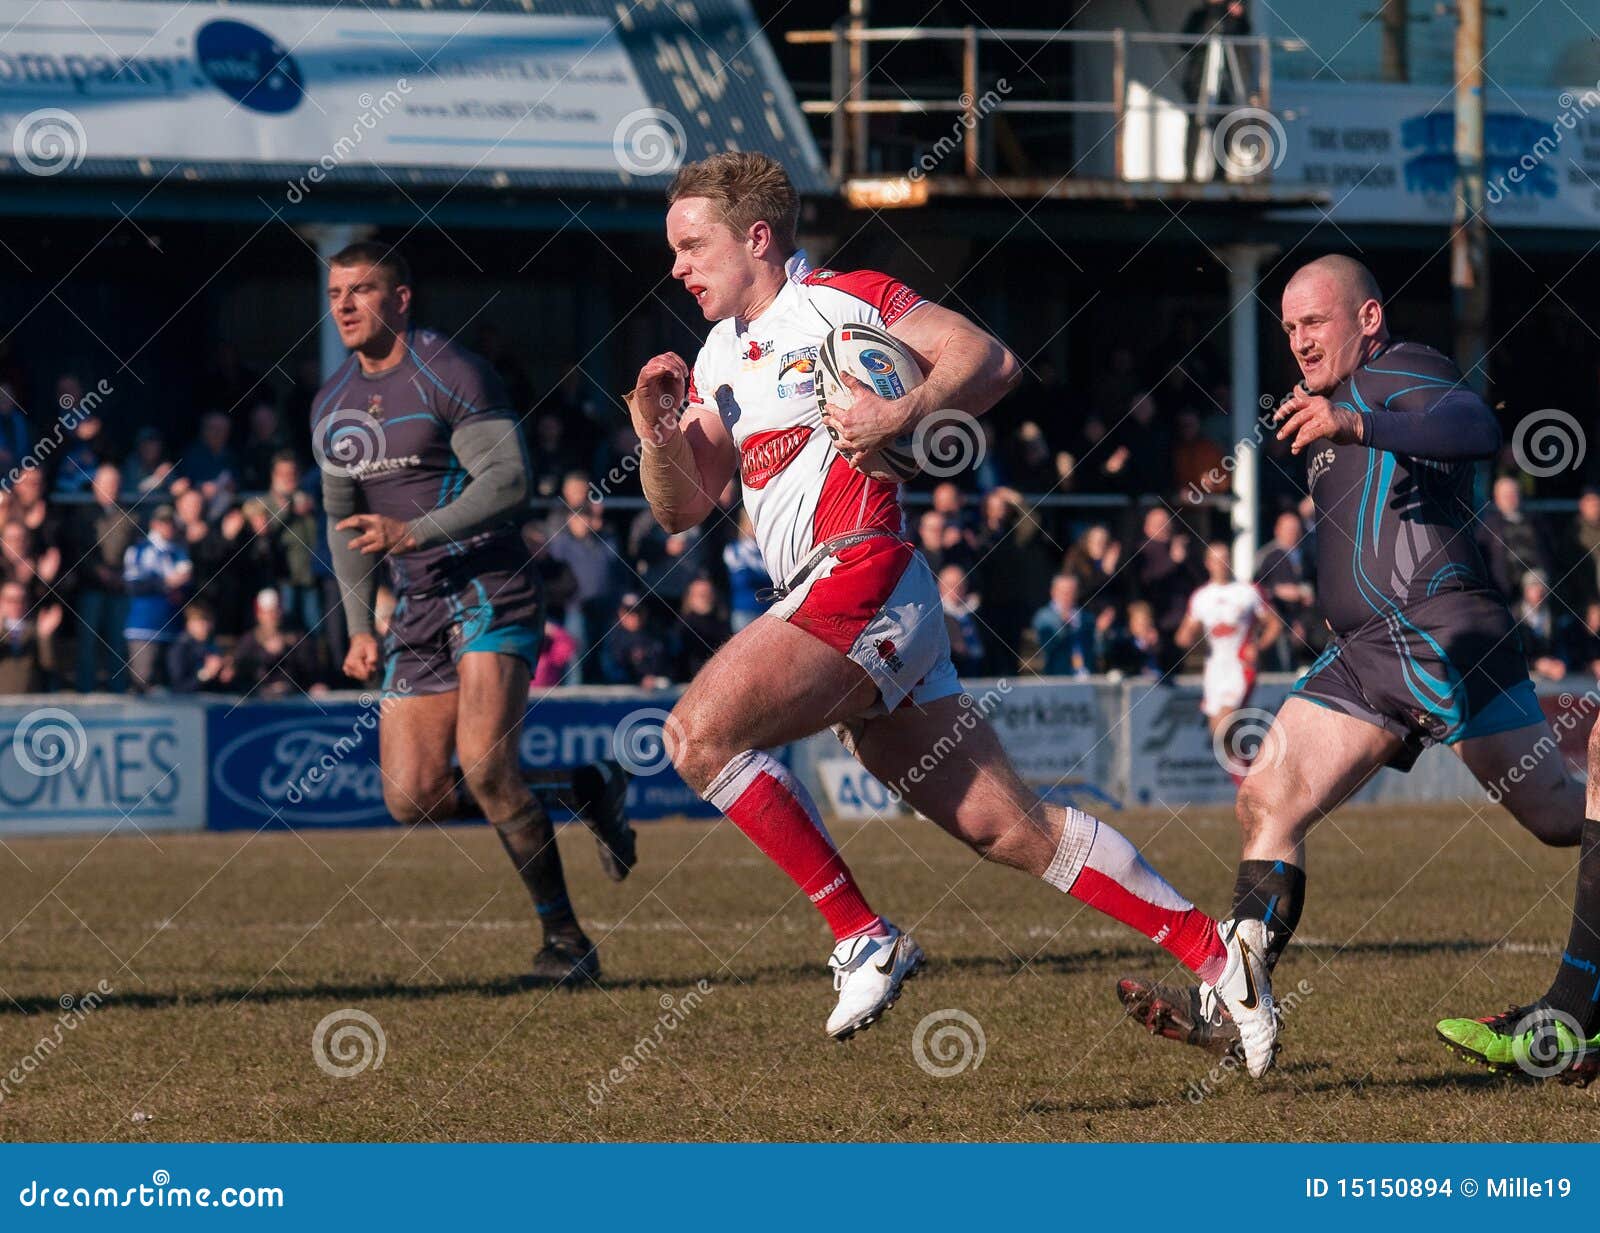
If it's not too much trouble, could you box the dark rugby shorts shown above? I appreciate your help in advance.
[1291,591,1542,771]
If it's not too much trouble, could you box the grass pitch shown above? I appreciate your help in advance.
[0,804,1593,1141]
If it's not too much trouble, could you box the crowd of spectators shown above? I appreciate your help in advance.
[1,346,1598,697]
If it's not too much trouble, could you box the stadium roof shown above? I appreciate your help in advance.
[0,0,829,205]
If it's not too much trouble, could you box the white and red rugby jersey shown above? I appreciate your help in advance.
[1187,581,1269,665]
[687,252,928,585]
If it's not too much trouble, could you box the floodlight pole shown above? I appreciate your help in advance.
[1223,242,1279,583]
[1451,0,1488,396]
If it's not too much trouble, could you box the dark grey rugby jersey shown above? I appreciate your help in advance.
[312,328,523,595]
[1304,340,1502,637]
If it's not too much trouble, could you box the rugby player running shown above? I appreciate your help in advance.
[628,151,1278,1076]
[1119,255,1595,1082]
[317,243,634,986]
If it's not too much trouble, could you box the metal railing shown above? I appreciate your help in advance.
[784,25,1297,186]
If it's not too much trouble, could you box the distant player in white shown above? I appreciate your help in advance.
[625,152,1277,1077]
[1175,542,1283,760]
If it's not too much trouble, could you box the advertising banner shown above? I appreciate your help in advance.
[0,1,656,174]
[0,700,206,834]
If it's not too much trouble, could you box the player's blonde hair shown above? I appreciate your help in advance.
[668,152,799,254]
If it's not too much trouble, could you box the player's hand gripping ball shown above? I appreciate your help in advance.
[817,323,926,482]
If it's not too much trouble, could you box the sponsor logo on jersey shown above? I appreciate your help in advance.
[347,454,423,479]
[1307,445,1337,490]
[881,284,923,325]
[740,425,813,489]
[874,637,905,673]
[776,377,816,401]
[365,394,384,418]
[778,347,818,378]
[743,339,774,367]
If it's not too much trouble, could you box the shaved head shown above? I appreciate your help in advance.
[1281,254,1389,393]
[1284,254,1382,312]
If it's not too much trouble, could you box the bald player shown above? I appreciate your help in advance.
[1119,255,1595,1079]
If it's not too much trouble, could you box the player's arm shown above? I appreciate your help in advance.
[322,469,380,640]
[402,417,531,549]
[826,304,1020,458]
[1254,602,1284,655]
[1173,612,1203,650]
[1274,372,1500,461]
[628,352,737,534]
[889,302,1021,422]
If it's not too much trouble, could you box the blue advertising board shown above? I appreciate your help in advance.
[205,693,715,829]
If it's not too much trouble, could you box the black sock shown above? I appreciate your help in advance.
[457,769,580,818]
[1543,818,1600,1035]
[493,798,583,941]
[1232,859,1306,970]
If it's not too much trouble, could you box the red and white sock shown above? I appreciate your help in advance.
[705,750,884,942]
[1043,806,1228,984]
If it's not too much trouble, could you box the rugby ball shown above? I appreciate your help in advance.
[817,322,926,483]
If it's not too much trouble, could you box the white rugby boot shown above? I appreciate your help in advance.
[1205,917,1278,1078]
[825,921,925,1040]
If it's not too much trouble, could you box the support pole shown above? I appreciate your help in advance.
[1222,242,1277,582]
[1452,0,1488,395]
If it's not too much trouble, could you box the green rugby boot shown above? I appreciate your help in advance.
[1436,1003,1599,1086]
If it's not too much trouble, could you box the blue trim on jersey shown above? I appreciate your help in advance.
[1292,643,1340,692]
[382,413,440,429]
[1445,678,1542,745]
[1372,451,1394,553]
[311,360,359,424]
[1426,562,1475,596]
[411,342,480,417]
[1351,452,1463,727]
[1362,364,1458,384]
[1382,381,1453,408]
[1347,370,1377,415]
